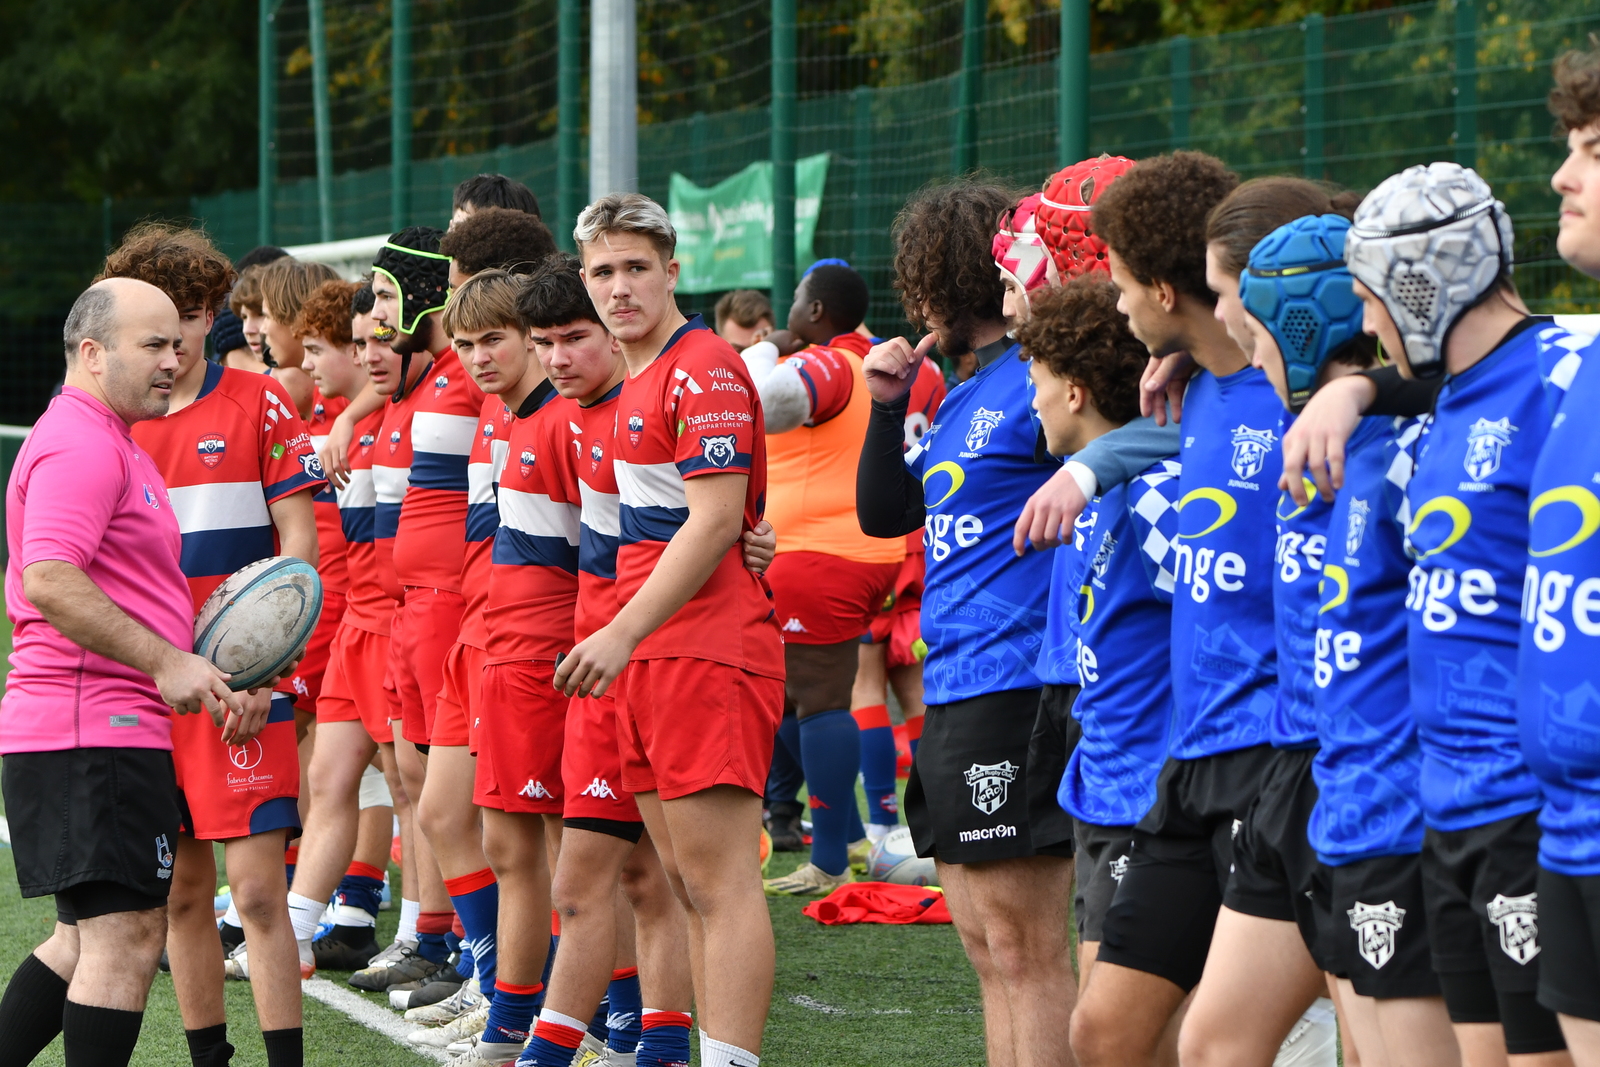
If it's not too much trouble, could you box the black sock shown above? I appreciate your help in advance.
[262,1027,303,1067]
[61,1000,143,1067]
[331,924,376,946]
[184,1022,234,1067]
[0,953,69,1067]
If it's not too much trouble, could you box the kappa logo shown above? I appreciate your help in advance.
[1486,892,1540,964]
[293,676,309,698]
[299,452,326,481]
[782,617,807,633]
[1347,899,1406,969]
[155,834,174,878]
[228,739,264,771]
[1109,854,1129,882]
[1345,498,1371,557]
[1464,417,1517,482]
[964,407,1005,451]
[963,760,1018,815]
[628,410,645,447]
[197,433,227,468]
[519,779,552,800]
[1230,425,1278,481]
[606,1011,638,1034]
[700,434,738,468]
[580,777,619,800]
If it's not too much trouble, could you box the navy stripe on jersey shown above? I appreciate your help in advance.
[491,526,579,572]
[676,449,753,477]
[337,468,376,545]
[409,410,476,491]
[266,469,322,501]
[620,505,691,546]
[341,507,375,545]
[467,503,500,542]
[180,527,276,581]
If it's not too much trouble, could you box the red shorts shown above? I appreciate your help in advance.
[865,553,926,669]
[563,692,640,824]
[434,642,485,749]
[765,551,900,645]
[174,693,302,841]
[391,588,465,745]
[474,661,567,813]
[316,623,394,744]
[616,658,783,801]
[276,591,346,711]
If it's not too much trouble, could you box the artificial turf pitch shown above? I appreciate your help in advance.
[0,806,987,1065]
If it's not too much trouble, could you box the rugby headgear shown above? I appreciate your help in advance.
[992,194,1058,296]
[372,226,451,336]
[1344,162,1513,379]
[1241,215,1365,413]
[1036,154,1137,280]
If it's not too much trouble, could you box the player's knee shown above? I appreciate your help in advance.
[1068,998,1123,1067]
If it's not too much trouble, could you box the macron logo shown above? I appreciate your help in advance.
[581,778,619,800]
[519,779,552,799]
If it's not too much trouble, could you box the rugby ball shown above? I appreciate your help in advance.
[866,826,937,887]
[194,556,323,692]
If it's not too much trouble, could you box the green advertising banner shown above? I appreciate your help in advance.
[669,153,830,294]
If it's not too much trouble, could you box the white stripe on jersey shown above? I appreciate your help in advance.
[411,411,478,456]
[498,486,582,545]
[579,481,622,538]
[468,459,497,506]
[490,439,510,482]
[338,468,377,509]
[167,481,270,534]
[373,464,411,505]
[613,460,688,511]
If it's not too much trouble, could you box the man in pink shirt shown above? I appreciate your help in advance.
[0,278,259,1067]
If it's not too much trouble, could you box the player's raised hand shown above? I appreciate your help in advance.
[1279,373,1374,504]
[862,334,936,405]
[1013,465,1087,556]
[1140,351,1195,426]
[553,626,636,700]
[742,519,777,574]
[221,686,273,745]
[156,649,243,728]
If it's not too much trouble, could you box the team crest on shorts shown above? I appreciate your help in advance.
[1347,899,1406,970]
[963,760,1018,816]
[155,834,174,877]
[628,410,645,448]
[1229,425,1278,480]
[700,434,738,468]
[1109,853,1129,882]
[964,407,1005,452]
[1464,416,1517,482]
[197,433,227,468]
[1487,892,1540,964]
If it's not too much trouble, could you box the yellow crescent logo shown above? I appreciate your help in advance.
[1079,583,1094,625]
[1406,496,1472,561]
[1529,485,1600,558]
[1276,479,1318,521]
[922,461,965,508]
[1319,564,1349,614]
[1176,488,1237,539]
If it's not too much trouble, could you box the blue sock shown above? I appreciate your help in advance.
[417,930,451,965]
[484,980,543,1046]
[541,933,558,992]
[445,870,499,1002]
[767,711,804,803]
[637,1010,692,1067]
[854,706,900,826]
[333,871,385,918]
[587,995,609,1042]
[518,1008,586,1066]
[799,708,862,877]
[607,969,642,1052]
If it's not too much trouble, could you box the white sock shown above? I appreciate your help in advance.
[222,901,242,929]
[700,1031,759,1067]
[286,892,325,943]
[864,823,890,843]
[397,897,421,943]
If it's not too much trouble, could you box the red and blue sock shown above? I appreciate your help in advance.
[799,708,861,876]
[517,1007,586,1067]
[607,967,642,1052]
[636,1010,692,1067]
[445,870,499,1001]
[416,910,454,965]
[333,862,385,918]
[853,705,900,827]
[483,980,542,1047]
[283,844,298,887]
[906,714,923,758]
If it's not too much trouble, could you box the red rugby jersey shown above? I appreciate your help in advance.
[306,393,352,596]
[458,393,512,650]
[394,348,480,594]
[130,362,326,611]
[613,316,782,677]
[484,381,581,665]
[373,368,431,605]
[338,407,392,635]
[573,383,623,641]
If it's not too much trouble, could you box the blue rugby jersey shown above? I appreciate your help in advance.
[1034,507,1090,686]
[1519,332,1600,874]
[908,345,1056,704]
[1272,411,1335,749]
[1403,319,1578,831]
[1059,459,1182,827]
[1167,367,1282,759]
[1310,416,1427,863]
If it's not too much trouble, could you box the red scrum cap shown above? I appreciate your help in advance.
[1036,154,1137,280]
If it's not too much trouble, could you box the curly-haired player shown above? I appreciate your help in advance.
[439,206,559,285]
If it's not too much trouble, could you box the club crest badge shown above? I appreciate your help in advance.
[591,439,604,470]
[1230,425,1278,480]
[197,433,227,469]
[964,760,1018,815]
[299,453,325,481]
[700,434,738,468]
[628,409,645,448]
[1463,417,1516,482]
[1347,899,1406,969]
[389,429,403,454]
[433,373,449,397]
[519,448,535,477]
[1090,532,1118,579]
[1345,498,1370,557]
[1486,892,1540,964]
[964,407,1006,451]
[358,432,376,456]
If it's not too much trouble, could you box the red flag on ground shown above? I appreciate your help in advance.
[801,882,952,925]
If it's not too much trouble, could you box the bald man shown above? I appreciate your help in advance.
[0,279,261,1067]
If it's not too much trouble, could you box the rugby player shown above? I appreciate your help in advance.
[106,225,325,1067]
[258,258,340,421]
[452,173,542,229]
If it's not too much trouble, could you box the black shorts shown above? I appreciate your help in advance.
[1073,818,1134,944]
[1224,747,1327,967]
[1536,866,1600,1021]
[1421,810,1542,993]
[1024,683,1080,859]
[904,687,1073,865]
[2,747,181,906]
[1096,744,1276,992]
[1324,853,1441,999]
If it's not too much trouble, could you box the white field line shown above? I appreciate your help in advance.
[0,816,10,845]
[302,977,447,1062]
